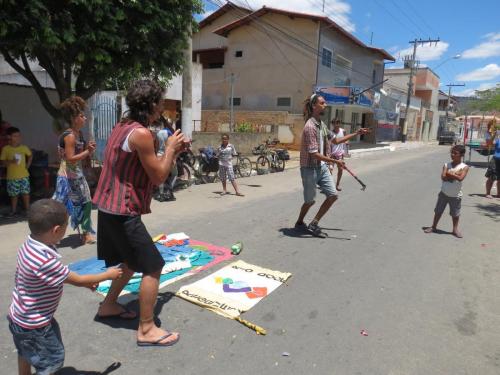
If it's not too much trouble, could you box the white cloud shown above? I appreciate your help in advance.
[396,41,449,62]
[462,32,500,59]
[240,0,356,32]
[456,64,500,81]
[454,82,499,97]
[387,45,400,53]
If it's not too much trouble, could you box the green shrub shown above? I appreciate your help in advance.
[235,122,253,133]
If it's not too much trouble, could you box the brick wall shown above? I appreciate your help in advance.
[200,110,305,149]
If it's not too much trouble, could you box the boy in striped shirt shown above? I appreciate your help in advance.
[8,199,122,375]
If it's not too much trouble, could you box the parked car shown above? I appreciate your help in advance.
[438,131,458,145]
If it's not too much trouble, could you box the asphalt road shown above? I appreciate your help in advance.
[1,145,499,375]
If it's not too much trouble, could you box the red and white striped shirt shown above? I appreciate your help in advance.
[9,236,69,329]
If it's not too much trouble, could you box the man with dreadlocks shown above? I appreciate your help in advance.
[295,94,370,237]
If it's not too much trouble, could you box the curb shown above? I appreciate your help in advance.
[285,142,438,169]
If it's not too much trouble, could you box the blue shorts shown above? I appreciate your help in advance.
[8,317,65,375]
[300,164,337,203]
[7,177,30,197]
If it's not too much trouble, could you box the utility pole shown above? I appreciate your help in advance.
[229,73,235,132]
[445,83,465,133]
[181,25,193,139]
[402,38,440,143]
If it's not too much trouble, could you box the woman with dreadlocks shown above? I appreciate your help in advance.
[294,94,369,238]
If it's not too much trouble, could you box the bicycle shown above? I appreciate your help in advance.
[255,147,285,174]
[195,147,219,184]
[233,154,252,178]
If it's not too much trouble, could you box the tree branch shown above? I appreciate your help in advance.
[35,50,67,100]
[1,49,60,119]
[74,66,102,100]
[76,82,101,101]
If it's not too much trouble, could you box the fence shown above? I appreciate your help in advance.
[89,94,119,163]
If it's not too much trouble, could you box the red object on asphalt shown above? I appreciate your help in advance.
[360,330,368,336]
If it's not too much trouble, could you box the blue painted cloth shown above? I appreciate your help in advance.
[68,243,214,295]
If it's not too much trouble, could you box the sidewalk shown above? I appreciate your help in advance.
[283,140,438,169]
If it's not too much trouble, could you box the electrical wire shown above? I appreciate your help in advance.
[371,0,420,38]
[204,0,410,93]
[387,0,430,37]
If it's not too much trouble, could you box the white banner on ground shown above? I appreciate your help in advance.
[176,260,291,320]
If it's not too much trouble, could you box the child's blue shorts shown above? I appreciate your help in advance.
[8,317,65,375]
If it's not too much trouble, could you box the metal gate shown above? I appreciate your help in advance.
[89,94,119,163]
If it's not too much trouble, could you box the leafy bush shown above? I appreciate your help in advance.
[235,122,254,133]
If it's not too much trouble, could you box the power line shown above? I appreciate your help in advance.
[387,0,430,36]
[205,0,311,82]
[204,0,408,93]
[372,0,420,38]
[401,38,440,143]
[402,0,439,36]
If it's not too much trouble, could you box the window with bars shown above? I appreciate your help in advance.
[277,97,291,107]
[322,48,333,68]
[333,54,352,86]
[229,97,241,106]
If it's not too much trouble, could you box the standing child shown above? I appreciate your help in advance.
[8,199,122,375]
[424,145,469,238]
[0,127,32,216]
[328,119,346,191]
[217,134,244,196]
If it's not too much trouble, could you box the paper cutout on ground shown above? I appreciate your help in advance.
[176,260,291,321]
[68,239,232,296]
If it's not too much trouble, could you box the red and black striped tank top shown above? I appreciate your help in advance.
[93,121,153,216]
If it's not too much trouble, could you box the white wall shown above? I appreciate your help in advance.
[0,84,60,162]
[164,63,202,123]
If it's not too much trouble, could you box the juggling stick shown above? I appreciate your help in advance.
[343,165,367,191]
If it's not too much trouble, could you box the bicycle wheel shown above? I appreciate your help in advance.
[238,157,252,177]
[178,164,191,181]
[276,157,285,172]
[185,152,196,167]
[256,155,270,175]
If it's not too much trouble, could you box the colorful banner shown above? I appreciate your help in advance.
[69,239,233,297]
[176,260,291,333]
[315,86,373,106]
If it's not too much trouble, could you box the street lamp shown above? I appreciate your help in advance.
[432,54,461,71]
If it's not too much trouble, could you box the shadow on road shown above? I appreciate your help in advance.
[94,292,176,330]
[421,227,455,236]
[468,193,490,198]
[475,203,500,222]
[0,214,26,226]
[56,362,121,374]
[59,234,84,249]
[279,228,351,241]
[240,184,262,188]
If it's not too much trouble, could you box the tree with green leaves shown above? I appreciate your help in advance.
[474,86,500,112]
[0,0,202,124]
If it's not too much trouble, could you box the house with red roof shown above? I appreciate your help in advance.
[194,2,395,143]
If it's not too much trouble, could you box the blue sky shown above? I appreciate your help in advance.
[199,0,500,96]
